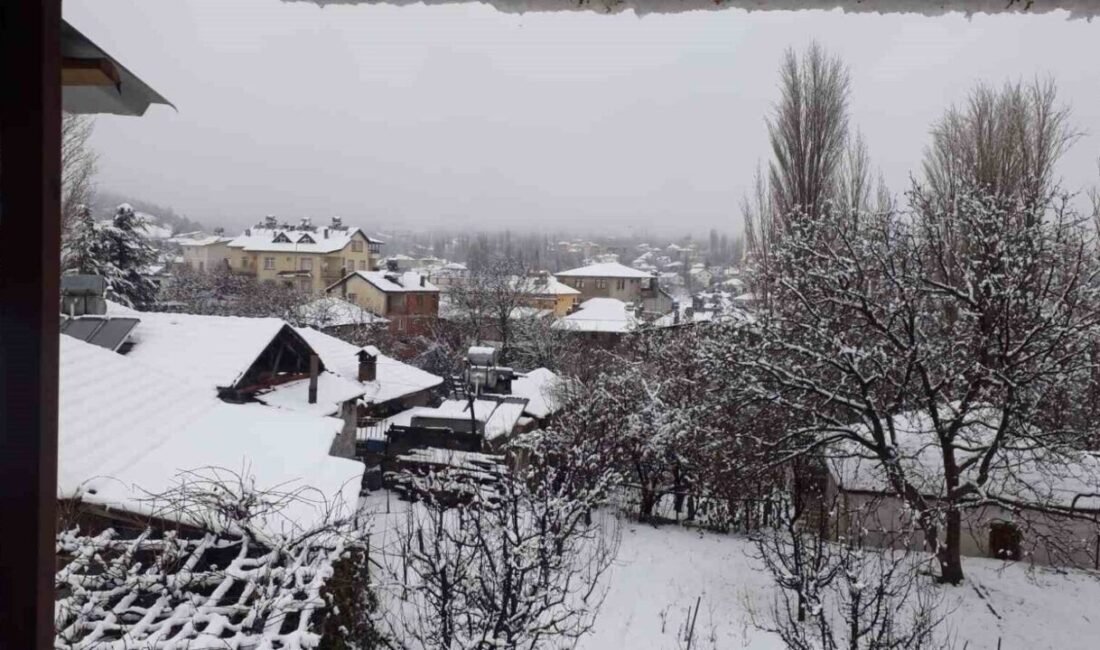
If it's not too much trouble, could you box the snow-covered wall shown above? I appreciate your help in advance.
[295,0,1097,19]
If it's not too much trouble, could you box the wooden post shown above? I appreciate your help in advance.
[308,354,319,404]
[0,0,62,648]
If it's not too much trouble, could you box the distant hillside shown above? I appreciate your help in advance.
[93,190,206,237]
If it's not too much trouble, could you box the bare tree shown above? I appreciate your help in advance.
[382,432,619,649]
[61,112,97,235]
[445,256,530,366]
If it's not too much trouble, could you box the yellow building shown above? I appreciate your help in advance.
[514,273,581,317]
[227,216,381,294]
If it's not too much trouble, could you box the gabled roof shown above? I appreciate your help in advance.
[335,270,439,293]
[228,226,378,254]
[553,298,638,333]
[254,371,366,418]
[410,398,528,441]
[513,274,581,296]
[556,262,654,279]
[61,20,172,116]
[827,407,1100,512]
[58,336,362,532]
[294,297,389,329]
[295,326,444,405]
[107,302,305,391]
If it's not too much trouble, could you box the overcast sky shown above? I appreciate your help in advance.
[65,0,1100,237]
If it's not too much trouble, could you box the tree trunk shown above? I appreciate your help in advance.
[937,508,965,585]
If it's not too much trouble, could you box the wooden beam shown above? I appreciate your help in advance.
[62,57,120,87]
[0,1,62,649]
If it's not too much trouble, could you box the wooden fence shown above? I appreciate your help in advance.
[610,484,790,534]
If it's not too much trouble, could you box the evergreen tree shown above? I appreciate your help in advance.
[102,204,159,307]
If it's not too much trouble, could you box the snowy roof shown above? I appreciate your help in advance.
[344,270,439,293]
[556,262,653,279]
[295,326,444,405]
[177,235,232,247]
[228,226,376,254]
[553,298,638,334]
[254,371,366,417]
[300,1,1098,18]
[57,336,362,532]
[827,408,1100,511]
[106,303,294,391]
[513,274,581,296]
[294,296,389,328]
[410,398,528,440]
[509,368,564,420]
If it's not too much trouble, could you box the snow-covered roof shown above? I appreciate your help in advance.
[509,368,564,420]
[827,408,1100,512]
[254,371,366,417]
[228,226,376,254]
[58,336,362,532]
[556,262,653,279]
[299,1,1098,19]
[295,326,444,405]
[294,296,389,328]
[553,298,638,334]
[176,235,232,247]
[344,270,439,293]
[513,274,581,296]
[107,303,293,391]
[410,398,528,441]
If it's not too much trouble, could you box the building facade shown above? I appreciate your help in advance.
[226,216,382,294]
[327,270,440,336]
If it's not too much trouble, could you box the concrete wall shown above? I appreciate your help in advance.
[328,399,359,459]
[182,242,230,273]
[827,476,1100,569]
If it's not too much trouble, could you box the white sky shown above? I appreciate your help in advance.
[66,0,1100,236]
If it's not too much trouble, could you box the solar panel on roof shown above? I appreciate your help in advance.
[87,317,139,351]
[60,316,139,351]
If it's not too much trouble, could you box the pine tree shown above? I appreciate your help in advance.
[101,204,159,307]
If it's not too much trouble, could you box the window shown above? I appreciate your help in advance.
[359,260,367,270]
[300,257,313,271]
[416,294,424,307]
[616,279,626,290]
[263,257,275,270]
[595,278,607,289]
[241,256,249,268]
[351,240,363,253]
[347,293,357,303]
[576,279,585,289]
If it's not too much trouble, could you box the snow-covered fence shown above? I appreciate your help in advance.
[610,484,788,533]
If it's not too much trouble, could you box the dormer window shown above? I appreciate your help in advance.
[272,232,291,244]
[298,233,316,244]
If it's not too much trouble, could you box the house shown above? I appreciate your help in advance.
[227,215,382,294]
[552,297,639,345]
[57,334,363,528]
[295,325,444,418]
[820,408,1100,569]
[56,335,364,648]
[513,272,581,317]
[178,234,233,272]
[427,261,469,290]
[326,270,440,337]
[556,261,674,314]
[104,302,365,458]
[382,396,529,452]
[508,367,566,426]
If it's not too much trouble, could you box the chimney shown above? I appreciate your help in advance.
[323,228,329,239]
[245,228,251,236]
[358,349,378,382]
[692,295,704,310]
[332,216,343,229]
[213,226,224,236]
[300,217,312,230]
[264,214,277,228]
[420,275,426,288]
[308,354,319,404]
[671,300,680,324]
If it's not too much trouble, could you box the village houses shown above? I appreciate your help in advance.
[556,261,674,315]
[326,269,441,336]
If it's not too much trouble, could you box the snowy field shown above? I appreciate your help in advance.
[362,494,1100,649]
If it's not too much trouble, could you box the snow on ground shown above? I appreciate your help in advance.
[360,493,1100,649]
